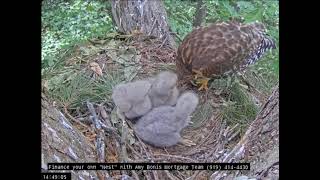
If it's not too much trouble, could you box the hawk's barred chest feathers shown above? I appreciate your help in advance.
[176,21,276,80]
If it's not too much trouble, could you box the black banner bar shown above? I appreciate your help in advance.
[47,163,250,171]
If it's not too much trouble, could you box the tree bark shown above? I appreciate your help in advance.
[110,0,176,48]
[192,0,207,27]
[210,84,279,180]
[41,93,110,180]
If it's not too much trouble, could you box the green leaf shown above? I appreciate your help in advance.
[124,65,141,82]
[237,1,255,13]
[244,8,263,23]
[221,1,238,17]
[44,56,55,67]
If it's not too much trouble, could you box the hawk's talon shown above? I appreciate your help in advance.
[191,69,210,91]
[198,79,209,91]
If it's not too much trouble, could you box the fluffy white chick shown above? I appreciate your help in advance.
[134,92,199,147]
[112,80,152,119]
[148,71,180,107]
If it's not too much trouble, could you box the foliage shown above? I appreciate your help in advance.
[42,0,113,69]
[164,0,197,41]
[222,83,259,134]
[42,0,279,128]
[47,69,124,109]
[206,77,259,134]
[42,0,278,75]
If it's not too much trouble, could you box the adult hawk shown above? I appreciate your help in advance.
[176,21,276,90]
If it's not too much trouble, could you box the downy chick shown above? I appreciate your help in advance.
[148,71,180,107]
[112,80,152,119]
[134,92,199,147]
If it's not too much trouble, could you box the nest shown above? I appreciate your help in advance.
[60,37,250,179]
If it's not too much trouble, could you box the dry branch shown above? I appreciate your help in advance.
[210,84,279,180]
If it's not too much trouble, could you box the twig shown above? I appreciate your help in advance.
[63,107,91,129]
[158,36,168,48]
[136,136,153,160]
[226,124,239,137]
[97,105,111,124]
[150,161,160,179]
[100,123,122,142]
[227,129,240,142]
[252,70,269,88]
[176,171,186,180]
[153,153,197,162]
[131,170,140,180]
[63,107,96,150]
[96,135,106,162]
[184,114,222,156]
[171,31,183,43]
[256,161,279,179]
[86,101,101,129]
[165,170,180,180]
[135,137,159,180]
[120,118,129,163]
[86,101,105,163]
[148,18,158,36]
[185,171,203,180]
[101,48,122,51]
[127,145,144,159]
[94,109,122,160]
[143,171,152,180]
[205,120,226,160]
[240,74,264,97]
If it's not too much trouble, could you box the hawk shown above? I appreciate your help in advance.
[176,21,276,90]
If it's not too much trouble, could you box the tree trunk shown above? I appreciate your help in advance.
[41,93,110,180]
[211,84,279,180]
[192,0,206,27]
[110,0,176,48]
